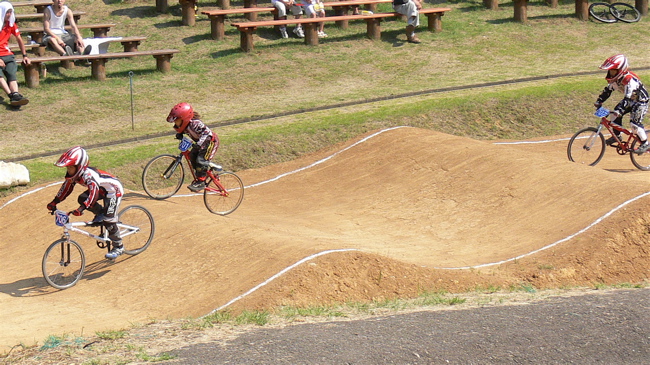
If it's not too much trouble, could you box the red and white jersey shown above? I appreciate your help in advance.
[55,167,124,209]
[183,118,215,150]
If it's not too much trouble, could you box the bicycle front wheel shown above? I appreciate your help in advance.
[630,137,650,170]
[119,205,155,255]
[610,2,641,22]
[589,2,618,22]
[204,171,244,215]
[567,127,606,166]
[42,238,86,290]
[142,154,185,200]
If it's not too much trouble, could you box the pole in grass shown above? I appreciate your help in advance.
[129,71,135,131]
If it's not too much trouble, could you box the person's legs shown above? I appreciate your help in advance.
[0,75,10,96]
[102,195,123,259]
[631,103,649,153]
[395,2,420,43]
[45,35,67,56]
[1,56,28,106]
[291,4,304,37]
[274,2,289,38]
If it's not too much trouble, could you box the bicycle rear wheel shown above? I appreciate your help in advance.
[142,154,185,199]
[567,127,606,166]
[630,137,650,170]
[204,171,244,215]
[610,2,641,22]
[119,205,155,255]
[589,2,618,22]
[42,238,86,290]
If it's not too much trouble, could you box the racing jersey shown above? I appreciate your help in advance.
[597,71,650,115]
[53,167,124,209]
[182,118,215,150]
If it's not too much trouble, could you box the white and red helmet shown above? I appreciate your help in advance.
[600,54,629,83]
[55,146,89,180]
[166,102,194,133]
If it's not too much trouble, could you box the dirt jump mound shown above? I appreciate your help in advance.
[1,127,649,349]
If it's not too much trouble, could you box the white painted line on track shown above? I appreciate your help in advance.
[0,181,61,211]
[434,191,650,270]
[204,248,359,315]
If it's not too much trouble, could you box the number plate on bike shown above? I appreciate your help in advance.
[55,211,69,226]
[179,139,192,152]
[595,107,610,117]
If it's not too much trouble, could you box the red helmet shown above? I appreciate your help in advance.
[600,54,629,83]
[55,146,89,180]
[167,102,194,133]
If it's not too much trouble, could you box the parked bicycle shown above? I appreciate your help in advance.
[589,2,641,23]
[141,138,244,215]
[567,107,650,170]
[43,205,155,290]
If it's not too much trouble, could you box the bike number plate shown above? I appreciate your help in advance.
[55,211,69,227]
[595,107,610,117]
[179,139,192,152]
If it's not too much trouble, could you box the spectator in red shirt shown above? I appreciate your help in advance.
[0,2,30,107]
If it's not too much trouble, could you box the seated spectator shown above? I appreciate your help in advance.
[271,0,304,39]
[43,0,91,56]
[393,0,422,43]
[306,0,327,38]
[0,2,30,106]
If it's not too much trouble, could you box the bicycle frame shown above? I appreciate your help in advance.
[170,139,231,197]
[54,210,140,244]
[595,109,640,154]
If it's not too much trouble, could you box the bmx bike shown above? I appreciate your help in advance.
[43,205,155,290]
[589,2,641,23]
[567,107,650,170]
[141,138,244,215]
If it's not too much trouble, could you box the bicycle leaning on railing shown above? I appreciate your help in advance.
[43,206,155,289]
[567,107,650,170]
[141,137,244,215]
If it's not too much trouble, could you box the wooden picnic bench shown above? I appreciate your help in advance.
[10,0,53,13]
[10,36,147,56]
[15,10,85,23]
[231,7,451,52]
[18,49,180,88]
[19,23,116,52]
[202,0,395,40]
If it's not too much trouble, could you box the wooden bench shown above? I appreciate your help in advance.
[15,10,85,23]
[19,23,116,55]
[10,0,53,13]
[202,0,394,41]
[10,36,146,56]
[18,49,180,88]
[231,7,451,52]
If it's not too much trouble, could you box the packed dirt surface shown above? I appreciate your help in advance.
[1,127,649,350]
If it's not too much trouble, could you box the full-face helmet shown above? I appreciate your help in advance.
[166,102,194,133]
[55,146,89,180]
[600,54,629,83]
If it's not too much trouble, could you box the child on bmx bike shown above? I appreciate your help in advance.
[166,102,220,192]
[594,54,650,155]
[46,146,126,259]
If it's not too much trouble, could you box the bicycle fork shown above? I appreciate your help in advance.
[162,157,183,179]
[583,125,604,151]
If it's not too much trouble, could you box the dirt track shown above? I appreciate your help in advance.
[1,127,650,350]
